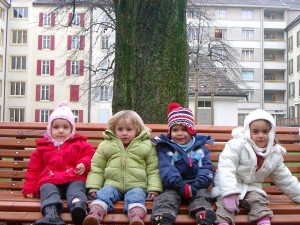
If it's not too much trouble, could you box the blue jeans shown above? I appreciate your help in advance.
[94,185,146,212]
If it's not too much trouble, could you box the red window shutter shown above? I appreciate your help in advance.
[70,85,79,101]
[79,36,85,50]
[35,110,40,122]
[50,35,55,50]
[68,13,72,26]
[67,35,71,50]
[66,60,71,76]
[50,85,54,101]
[37,60,41,76]
[50,60,54,76]
[51,13,55,27]
[80,13,84,28]
[39,13,43,27]
[38,35,42,50]
[79,60,84,76]
[79,110,83,122]
[36,85,40,101]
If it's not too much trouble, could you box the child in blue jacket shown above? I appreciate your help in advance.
[151,102,216,225]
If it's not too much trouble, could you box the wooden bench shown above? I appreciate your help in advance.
[0,122,299,224]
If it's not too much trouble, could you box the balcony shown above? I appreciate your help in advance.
[278,117,300,127]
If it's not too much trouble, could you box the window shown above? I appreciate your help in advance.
[242,50,254,61]
[95,85,113,101]
[41,85,50,100]
[289,82,295,98]
[288,59,293,75]
[12,30,27,44]
[297,31,300,47]
[289,106,295,118]
[0,55,3,71]
[187,9,201,18]
[246,90,254,101]
[264,93,274,102]
[297,55,300,72]
[264,72,274,81]
[72,36,80,49]
[242,29,254,40]
[242,10,253,20]
[188,27,200,41]
[43,13,51,26]
[10,82,25,96]
[102,35,109,49]
[288,36,293,52]
[72,13,80,26]
[71,60,79,75]
[72,110,79,123]
[242,70,254,81]
[215,9,227,19]
[215,29,227,40]
[42,60,50,75]
[11,56,26,70]
[40,109,49,122]
[0,7,4,20]
[0,29,3,45]
[198,101,211,108]
[9,108,24,122]
[42,35,50,49]
[13,7,28,19]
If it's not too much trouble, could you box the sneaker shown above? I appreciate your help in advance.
[196,210,217,225]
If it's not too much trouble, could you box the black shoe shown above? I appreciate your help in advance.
[152,213,175,225]
[196,210,216,225]
[71,201,87,225]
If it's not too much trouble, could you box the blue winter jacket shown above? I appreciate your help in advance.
[151,134,214,191]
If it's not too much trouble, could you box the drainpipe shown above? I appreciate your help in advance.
[2,0,11,121]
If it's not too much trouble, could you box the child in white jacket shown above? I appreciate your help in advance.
[212,109,300,225]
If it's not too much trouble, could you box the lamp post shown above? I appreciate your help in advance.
[211,73,214,125]
[194,67,199,124]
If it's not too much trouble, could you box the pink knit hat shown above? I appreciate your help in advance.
[167,102,196,136]
[46,101,75,139]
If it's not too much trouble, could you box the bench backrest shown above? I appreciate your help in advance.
[0,122,299,195]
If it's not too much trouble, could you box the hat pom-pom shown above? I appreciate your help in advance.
[59,101,68,107]
[167,102,181,114]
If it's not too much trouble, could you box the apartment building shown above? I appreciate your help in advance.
[1,1,300,125]
[189,0,300,126]
[286,14,300,126]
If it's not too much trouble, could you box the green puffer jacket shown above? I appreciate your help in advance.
[86,129,162,194]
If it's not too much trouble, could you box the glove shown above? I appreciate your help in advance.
[178,182,197,199]
[222,194,239,212]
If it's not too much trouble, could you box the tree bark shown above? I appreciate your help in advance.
[113,0,188,123]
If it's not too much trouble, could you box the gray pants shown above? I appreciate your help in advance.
[40,180,88,214]
[152,189,214,220]
[215,191,274,224]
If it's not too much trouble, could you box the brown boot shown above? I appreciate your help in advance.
[82,204,106,225]
[128,206,146,225]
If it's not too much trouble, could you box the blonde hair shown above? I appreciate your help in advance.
[107,110,148,135]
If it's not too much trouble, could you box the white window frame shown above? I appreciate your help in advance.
[71,60,79,75]
[72,110,79,122]
[215,29,227,40]
[242,10,253,20]
[43,13,51,26]
[215,9,227,19]
[9,108,25,122]
[10,82,25,96]
[11,56,26,70]
[242,70,254,81]
[72,13,80,26]
[40,109,49,122]
[13,7,28,19]
[72,35,80,49]
[101,35,109,49]
[12,30,27,44]
[42,35,50,49]
[242,50,254,61]
[41,85,50,101]
[42,60,50,75]
[242,29,254,40]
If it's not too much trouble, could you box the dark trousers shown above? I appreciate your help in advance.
[39,180,87,214]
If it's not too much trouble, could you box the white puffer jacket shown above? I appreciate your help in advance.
[211,137,300,203]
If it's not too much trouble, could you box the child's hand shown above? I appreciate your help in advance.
[75,163,85,175]
[147,192,158,201]
[26,193,34,198]
[89,192,96,200]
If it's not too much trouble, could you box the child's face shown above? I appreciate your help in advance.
[115,118,138,147]
[249,120,271,148]
[170,124,192,145]
[51,119,72,142]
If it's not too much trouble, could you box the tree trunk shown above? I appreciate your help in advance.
[113,0,188,123]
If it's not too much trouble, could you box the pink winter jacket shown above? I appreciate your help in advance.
[22,133,95,197]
